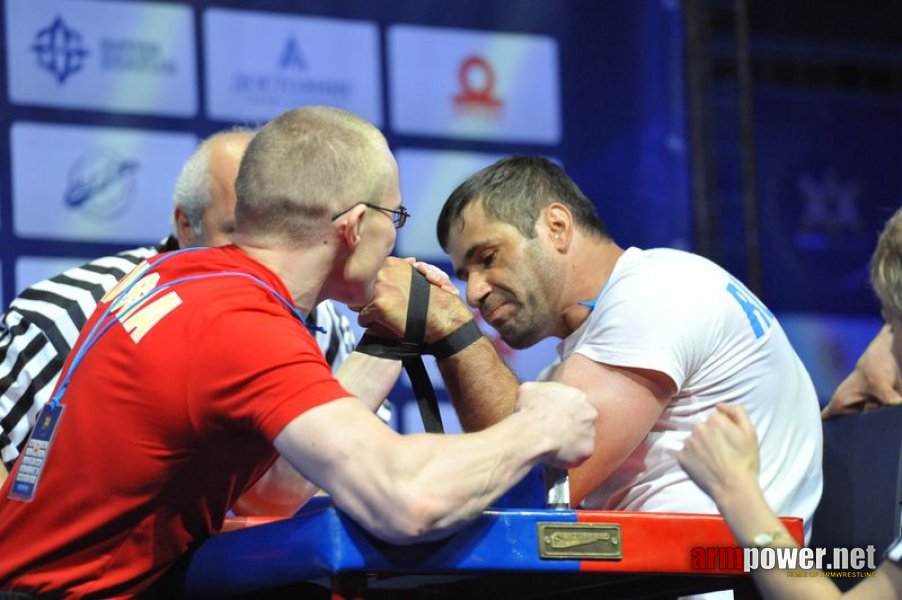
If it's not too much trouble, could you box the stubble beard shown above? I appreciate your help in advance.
[499,240,563,349]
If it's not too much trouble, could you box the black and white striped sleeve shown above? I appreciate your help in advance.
[308,300,357,371]
[0,246,159,469]
[0,312,64,468]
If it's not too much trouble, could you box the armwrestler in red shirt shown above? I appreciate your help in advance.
[0,106,597,599]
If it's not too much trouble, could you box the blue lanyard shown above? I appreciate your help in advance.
[49,248,324,409]
[577,277,612,313]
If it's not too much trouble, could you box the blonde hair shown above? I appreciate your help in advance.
[234,106,391,245]
[871,207,902,316]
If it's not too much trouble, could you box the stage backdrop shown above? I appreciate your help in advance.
[0,0,692,432]
[3,0,884,428]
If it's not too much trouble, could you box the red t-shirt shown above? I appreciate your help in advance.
[0,246,350,597]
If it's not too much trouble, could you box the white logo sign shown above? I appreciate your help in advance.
[395,149,508,262]
[11,122,197,243]
[204,8,381,124]
[743,545,877,574]
[63,149,140,220]
[389,26,561,144]
[5,0,197,116]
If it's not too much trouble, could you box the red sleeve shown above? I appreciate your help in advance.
[187,305,351,441]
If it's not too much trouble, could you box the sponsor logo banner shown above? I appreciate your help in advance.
[11,122,196,243]
[389,26,561,143]
[5,0,196,116]
[204,8,381,124]
[395,148,506,262]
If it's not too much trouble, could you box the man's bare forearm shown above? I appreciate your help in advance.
[437,337,518,431]
[335,352,402,412]
[276,382,595,545]
[383,407,558,540]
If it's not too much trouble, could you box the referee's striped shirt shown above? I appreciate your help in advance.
[0,238,357,469]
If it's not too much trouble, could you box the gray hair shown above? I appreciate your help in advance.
[871,206,902,316]
[234,106,391,245]
[171,126,256,238]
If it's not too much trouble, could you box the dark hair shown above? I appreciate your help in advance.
[436,156,609,251]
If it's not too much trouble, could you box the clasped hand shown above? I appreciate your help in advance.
[356,257,472,344]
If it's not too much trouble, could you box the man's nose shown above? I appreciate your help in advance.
[465,272,490,309]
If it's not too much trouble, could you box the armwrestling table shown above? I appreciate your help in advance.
[183,469,803,599]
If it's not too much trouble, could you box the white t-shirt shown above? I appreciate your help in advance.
[560,247,823,540]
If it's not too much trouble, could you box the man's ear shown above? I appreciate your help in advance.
[544,202,574,252]
[334,204,367,251]
[173,207,194,248]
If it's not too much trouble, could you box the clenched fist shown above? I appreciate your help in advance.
[515,381,597,469]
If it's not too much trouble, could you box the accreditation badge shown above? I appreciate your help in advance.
[8,404,64,502]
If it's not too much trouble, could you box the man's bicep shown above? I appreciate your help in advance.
[552,353,674,506]
[273,398,400,523]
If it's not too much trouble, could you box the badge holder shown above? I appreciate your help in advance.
[8,404,65,502]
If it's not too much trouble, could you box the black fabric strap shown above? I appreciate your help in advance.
[354,268,444,433]
[403,271,443,433]
[353,270,429,359]
[403,356,443,434]
[427,319,483,360]
[354,335,421,359]
[405,268,429,345]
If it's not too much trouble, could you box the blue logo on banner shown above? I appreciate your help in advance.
[64,150,140,220]
[795,169,865,251]
[279,37,307,71]
[30,16,90,84]
[231,36,350,102]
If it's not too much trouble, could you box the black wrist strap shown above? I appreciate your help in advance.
[355,335,421,359]
[427,320,484,360]
[354,268,444,433]
[354,270,431,359]
[403,356,443,434]
[404,271,443,433]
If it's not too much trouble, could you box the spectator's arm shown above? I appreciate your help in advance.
[680,403,902,599]
[823,324,902,419]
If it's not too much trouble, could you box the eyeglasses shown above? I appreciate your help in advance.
[331,203,410,229]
